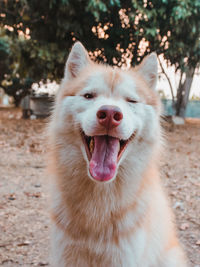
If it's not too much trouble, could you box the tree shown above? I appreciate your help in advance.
[0,35,10,81]
[0,0,199,115]
[0,29,33,106]
[151,0,200,117]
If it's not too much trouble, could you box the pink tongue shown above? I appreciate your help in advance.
[89,136,120,182]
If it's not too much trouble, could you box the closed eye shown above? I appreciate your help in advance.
[126,98,138,104]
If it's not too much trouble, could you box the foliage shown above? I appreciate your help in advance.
[0,29,33,105]
[0,0,199,113]
[0,34,10,81]
[1,76,33,106]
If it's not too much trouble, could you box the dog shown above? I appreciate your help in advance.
[47,42,187,266]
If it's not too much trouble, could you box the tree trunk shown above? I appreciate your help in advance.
[175,67,195,117]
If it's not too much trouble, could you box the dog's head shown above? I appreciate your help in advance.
[52,42,161,183]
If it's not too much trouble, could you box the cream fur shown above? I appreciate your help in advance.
[47,42,187,267]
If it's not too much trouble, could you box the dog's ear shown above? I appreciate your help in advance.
[64,42,90,80]
[136,53,158,90]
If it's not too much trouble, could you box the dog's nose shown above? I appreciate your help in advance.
[97,105,123,129]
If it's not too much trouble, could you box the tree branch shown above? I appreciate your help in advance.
[158,56,175,105]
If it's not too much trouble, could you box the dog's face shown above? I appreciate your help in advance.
[53,42,160,183]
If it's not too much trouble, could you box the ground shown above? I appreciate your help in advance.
[0,108,199,267]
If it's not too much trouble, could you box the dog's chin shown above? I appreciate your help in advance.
[81,130,136,183]
[87,170,117,184]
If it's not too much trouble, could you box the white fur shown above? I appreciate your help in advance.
[64,41,90,81]
[48,43,187,267]
[136,53,158,90]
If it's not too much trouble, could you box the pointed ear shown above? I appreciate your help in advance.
[137,53,158,90]
[64,42,90,80]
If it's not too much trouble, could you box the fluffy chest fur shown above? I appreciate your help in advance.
[47,42,187,267]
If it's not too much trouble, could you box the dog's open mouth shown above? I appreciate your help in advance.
[81,132,135,182]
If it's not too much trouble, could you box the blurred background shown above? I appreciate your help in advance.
[0,1,199,266]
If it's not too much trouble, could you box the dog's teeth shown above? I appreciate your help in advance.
[89,138,94,153]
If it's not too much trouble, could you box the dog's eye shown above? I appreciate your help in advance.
[127,98,138,104]
[84,93,94,99]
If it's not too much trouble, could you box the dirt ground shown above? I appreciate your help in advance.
[0,108,199,267]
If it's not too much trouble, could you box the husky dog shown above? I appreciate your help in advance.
[47,42,187,267]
